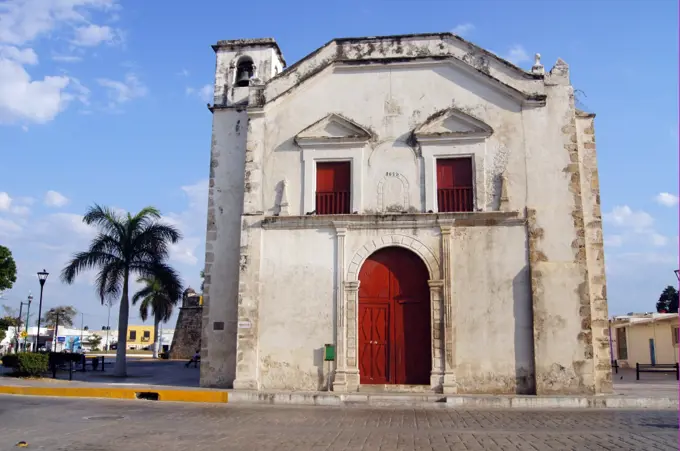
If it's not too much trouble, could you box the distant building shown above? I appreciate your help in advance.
[610,313,679,366]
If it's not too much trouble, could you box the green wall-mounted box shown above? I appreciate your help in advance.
[324,344,335,361]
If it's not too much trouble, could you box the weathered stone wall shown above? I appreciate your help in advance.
[575,111,612,394]
[169,293,203,360]
[204,33,610,394]
[200,109,248,388]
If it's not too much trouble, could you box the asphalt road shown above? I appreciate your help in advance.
[0,395,676,450]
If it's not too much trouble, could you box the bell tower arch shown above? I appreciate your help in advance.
[211,38,286,107]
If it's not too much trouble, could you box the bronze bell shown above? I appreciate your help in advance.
[236,70,251,87]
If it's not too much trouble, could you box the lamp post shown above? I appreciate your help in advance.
[674,269,679,282]
[25,294,32,346]
[16,301,25,353]
[34,269,49,352]
[15,294,32,352]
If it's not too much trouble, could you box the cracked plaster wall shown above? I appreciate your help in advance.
[202,35,609,394]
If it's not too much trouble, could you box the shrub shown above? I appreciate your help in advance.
[18,353,49,376]
[4,353,49,377]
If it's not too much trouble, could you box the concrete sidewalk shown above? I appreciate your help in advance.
[0,362,677,408]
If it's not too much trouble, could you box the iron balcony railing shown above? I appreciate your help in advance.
[316,191,350,215]
[437,187,473,212]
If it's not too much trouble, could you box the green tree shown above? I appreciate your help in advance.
[85,334,103,351]
[656,285,679,313]
[41,306,77,328]
[133,276,181,358]
[60,205,183,377]
[0,245,17,293]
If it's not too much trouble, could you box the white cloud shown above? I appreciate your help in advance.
[505,45,531,64]
[186,84,213,103]
[52,54,83,63]
[164,180,208,267]
[44,190,69,207]
[71,24,118,47]
[650,233,669,247]
[0,218,22,236]
[604,234,623,247]
[604,205,654,232]
[0,57,73,124]
[0,45,38,65]
[451,23,475,37]
[654,192,678,207]
[98,73,147,106]
[177,69,189,77]
[10,205,31,216]
[0,192,11,210]
[0,0,120,46]
[0,0,120,125]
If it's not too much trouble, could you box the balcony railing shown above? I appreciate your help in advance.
[316,191,350,215]
[141,337,151,342]
[437,187,473,212]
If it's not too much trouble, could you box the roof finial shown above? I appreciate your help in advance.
[531,53,545,75]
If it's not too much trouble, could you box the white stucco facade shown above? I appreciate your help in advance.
[200,33,612,395]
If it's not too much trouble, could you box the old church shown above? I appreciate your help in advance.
[200,33,612,395]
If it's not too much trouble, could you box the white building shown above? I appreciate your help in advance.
[200,33,611,395]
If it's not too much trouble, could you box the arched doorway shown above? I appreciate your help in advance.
[358,246,431,385]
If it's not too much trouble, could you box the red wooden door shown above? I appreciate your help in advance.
[358,304,389,384]
[358,247,431,385]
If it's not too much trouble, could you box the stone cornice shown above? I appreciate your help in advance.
[260,211,524,230]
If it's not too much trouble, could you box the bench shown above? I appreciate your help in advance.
[77,355,107,372]
[636,362,679,381]
[49,355,107,380]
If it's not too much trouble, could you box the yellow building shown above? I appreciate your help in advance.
[610,313,679,367]
[125,325,155,350]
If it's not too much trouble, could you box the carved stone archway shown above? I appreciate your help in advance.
[333,234,445,392]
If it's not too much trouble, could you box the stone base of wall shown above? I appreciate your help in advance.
[170,306,203,360]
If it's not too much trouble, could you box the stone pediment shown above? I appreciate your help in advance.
[413,108,493,143]
[295,113,374,147]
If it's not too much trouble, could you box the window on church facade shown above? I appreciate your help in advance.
[316,161,351,215]
[436,157,474,212]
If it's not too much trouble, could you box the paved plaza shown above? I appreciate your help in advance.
[0,395,677,450]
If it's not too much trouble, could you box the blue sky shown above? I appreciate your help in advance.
[0,0,677,330]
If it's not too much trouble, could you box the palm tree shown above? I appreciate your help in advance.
[133,276,181,358]
[61,205,183,377]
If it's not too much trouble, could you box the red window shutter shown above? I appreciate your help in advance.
[436,158,473,212]
[316,161,351,214]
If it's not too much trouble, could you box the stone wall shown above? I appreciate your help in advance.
[170,292,203,360]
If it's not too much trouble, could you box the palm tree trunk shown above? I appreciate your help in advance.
[113,271,130,377]
[152,314,160,359]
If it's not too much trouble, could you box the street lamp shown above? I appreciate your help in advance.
[674,269,679,281]
[34,270,49,352]
[15,294,32,353]
[25,294,32,337]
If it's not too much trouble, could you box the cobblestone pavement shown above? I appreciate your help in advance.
[0,395,676,451]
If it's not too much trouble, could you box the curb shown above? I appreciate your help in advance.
[0,386,228,404]
[445,395,678,409]
[0,386,675,409]
[226,391,679,409]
